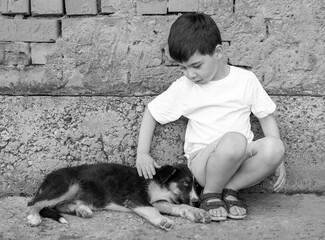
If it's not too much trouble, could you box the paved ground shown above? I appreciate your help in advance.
[1,193,325,240]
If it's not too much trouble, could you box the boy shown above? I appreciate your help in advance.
[136,13,286,221]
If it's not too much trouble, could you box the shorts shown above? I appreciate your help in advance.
[187,138,260,182]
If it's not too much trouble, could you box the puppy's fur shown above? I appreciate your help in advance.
[27,163,210,230]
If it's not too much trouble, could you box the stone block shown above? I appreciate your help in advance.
[136,0,167,15]
[198,0,233,16]
[0,95,324,195]
[168,0,199,12]
[0,42,30,66]
[0,66,45,90]
[227,0,325,96]
[65,0,98,15]
[235,0,325,20]
[221,12,325,96]
[59,16,176,96]
[0,19,60,42]
[101,0,135,14]
[0,0,30,15]
[0,64,66,95]
[31,43,56,65]
[31,0,64,15]
[254,17,325,96]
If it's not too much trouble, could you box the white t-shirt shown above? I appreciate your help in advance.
[148,66,276,155]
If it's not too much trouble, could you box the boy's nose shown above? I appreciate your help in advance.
[188,71,197,79]
[185,69,196,80]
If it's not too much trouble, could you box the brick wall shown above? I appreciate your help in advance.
[0,0,324,195]
[0,0,324,96]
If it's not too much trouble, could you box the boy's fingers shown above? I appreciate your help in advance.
[136,161,157,179]
[154,162,161,169]
[137,167,143,177]
[274,177,285,192]
[149,165,156,175]
[275,184,283,192]
[137,164,148,179]
[274,179,283,189]
[273,177,281,189]
[145,166,154,179]
[274,177,281,187]
[142,169,149,179]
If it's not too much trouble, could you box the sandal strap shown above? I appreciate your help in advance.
[222,188,247,209]
[222,188,239,199]
[224,199,247,209]
[199,193,227,212]
[200,192,222,201]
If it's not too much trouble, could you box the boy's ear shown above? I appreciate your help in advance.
[214,45,223,59]
[156,165,177,185]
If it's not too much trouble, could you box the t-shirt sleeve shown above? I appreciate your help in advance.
[247,72,276,119]
[148,79,184,124]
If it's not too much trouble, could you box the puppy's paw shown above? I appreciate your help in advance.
[76,205,93,218]
[178,205,211,223]
[191,208,211,223]
[157,217,174,231]
[27,214,42,226]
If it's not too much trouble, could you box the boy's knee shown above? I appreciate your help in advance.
[260,137,285,165]
[223,132,247,146]
[220,132,247,158]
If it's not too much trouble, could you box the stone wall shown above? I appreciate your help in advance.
[0,0,324,196]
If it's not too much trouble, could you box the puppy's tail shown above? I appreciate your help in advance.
[40,208,68,224]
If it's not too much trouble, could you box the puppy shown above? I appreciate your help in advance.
[27,163,210,230]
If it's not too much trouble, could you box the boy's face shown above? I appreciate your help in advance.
[178,47,222,85]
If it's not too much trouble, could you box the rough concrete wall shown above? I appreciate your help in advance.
[0,0,324,195]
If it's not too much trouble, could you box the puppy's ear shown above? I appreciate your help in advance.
[156,165,177,185]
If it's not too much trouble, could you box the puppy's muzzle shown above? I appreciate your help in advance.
[189,186,200,206]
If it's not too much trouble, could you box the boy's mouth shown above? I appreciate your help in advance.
[194,79,207,85]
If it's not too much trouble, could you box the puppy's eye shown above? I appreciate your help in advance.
[183,181,190,187]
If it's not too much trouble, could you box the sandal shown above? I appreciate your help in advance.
[199,193,227,221]
[222,188,247,220]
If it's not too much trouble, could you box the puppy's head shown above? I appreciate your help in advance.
[156,164,199,205]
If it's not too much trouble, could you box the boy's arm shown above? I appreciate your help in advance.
[258,113,286,192]
[258,113,281,138]
[136,107,161,179]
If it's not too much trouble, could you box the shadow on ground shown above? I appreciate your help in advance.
[1,194,325,240]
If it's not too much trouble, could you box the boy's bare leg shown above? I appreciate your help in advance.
[191,132,247,219]
[224,136,285,217]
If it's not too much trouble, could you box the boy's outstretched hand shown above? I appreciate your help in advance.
[273,161,286,192]
[136,153,161,179]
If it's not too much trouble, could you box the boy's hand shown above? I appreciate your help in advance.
[136,153,161,179]
[273,161,286,192]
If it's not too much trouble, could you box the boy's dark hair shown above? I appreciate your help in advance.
[168,12,222,63]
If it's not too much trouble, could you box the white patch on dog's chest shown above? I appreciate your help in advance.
[148,182,176,204]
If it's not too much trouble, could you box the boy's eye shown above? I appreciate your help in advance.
[193,64,201,69]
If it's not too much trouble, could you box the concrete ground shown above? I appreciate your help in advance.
[1,193,325,240]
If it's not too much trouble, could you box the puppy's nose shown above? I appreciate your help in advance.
[190,197,200,207]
